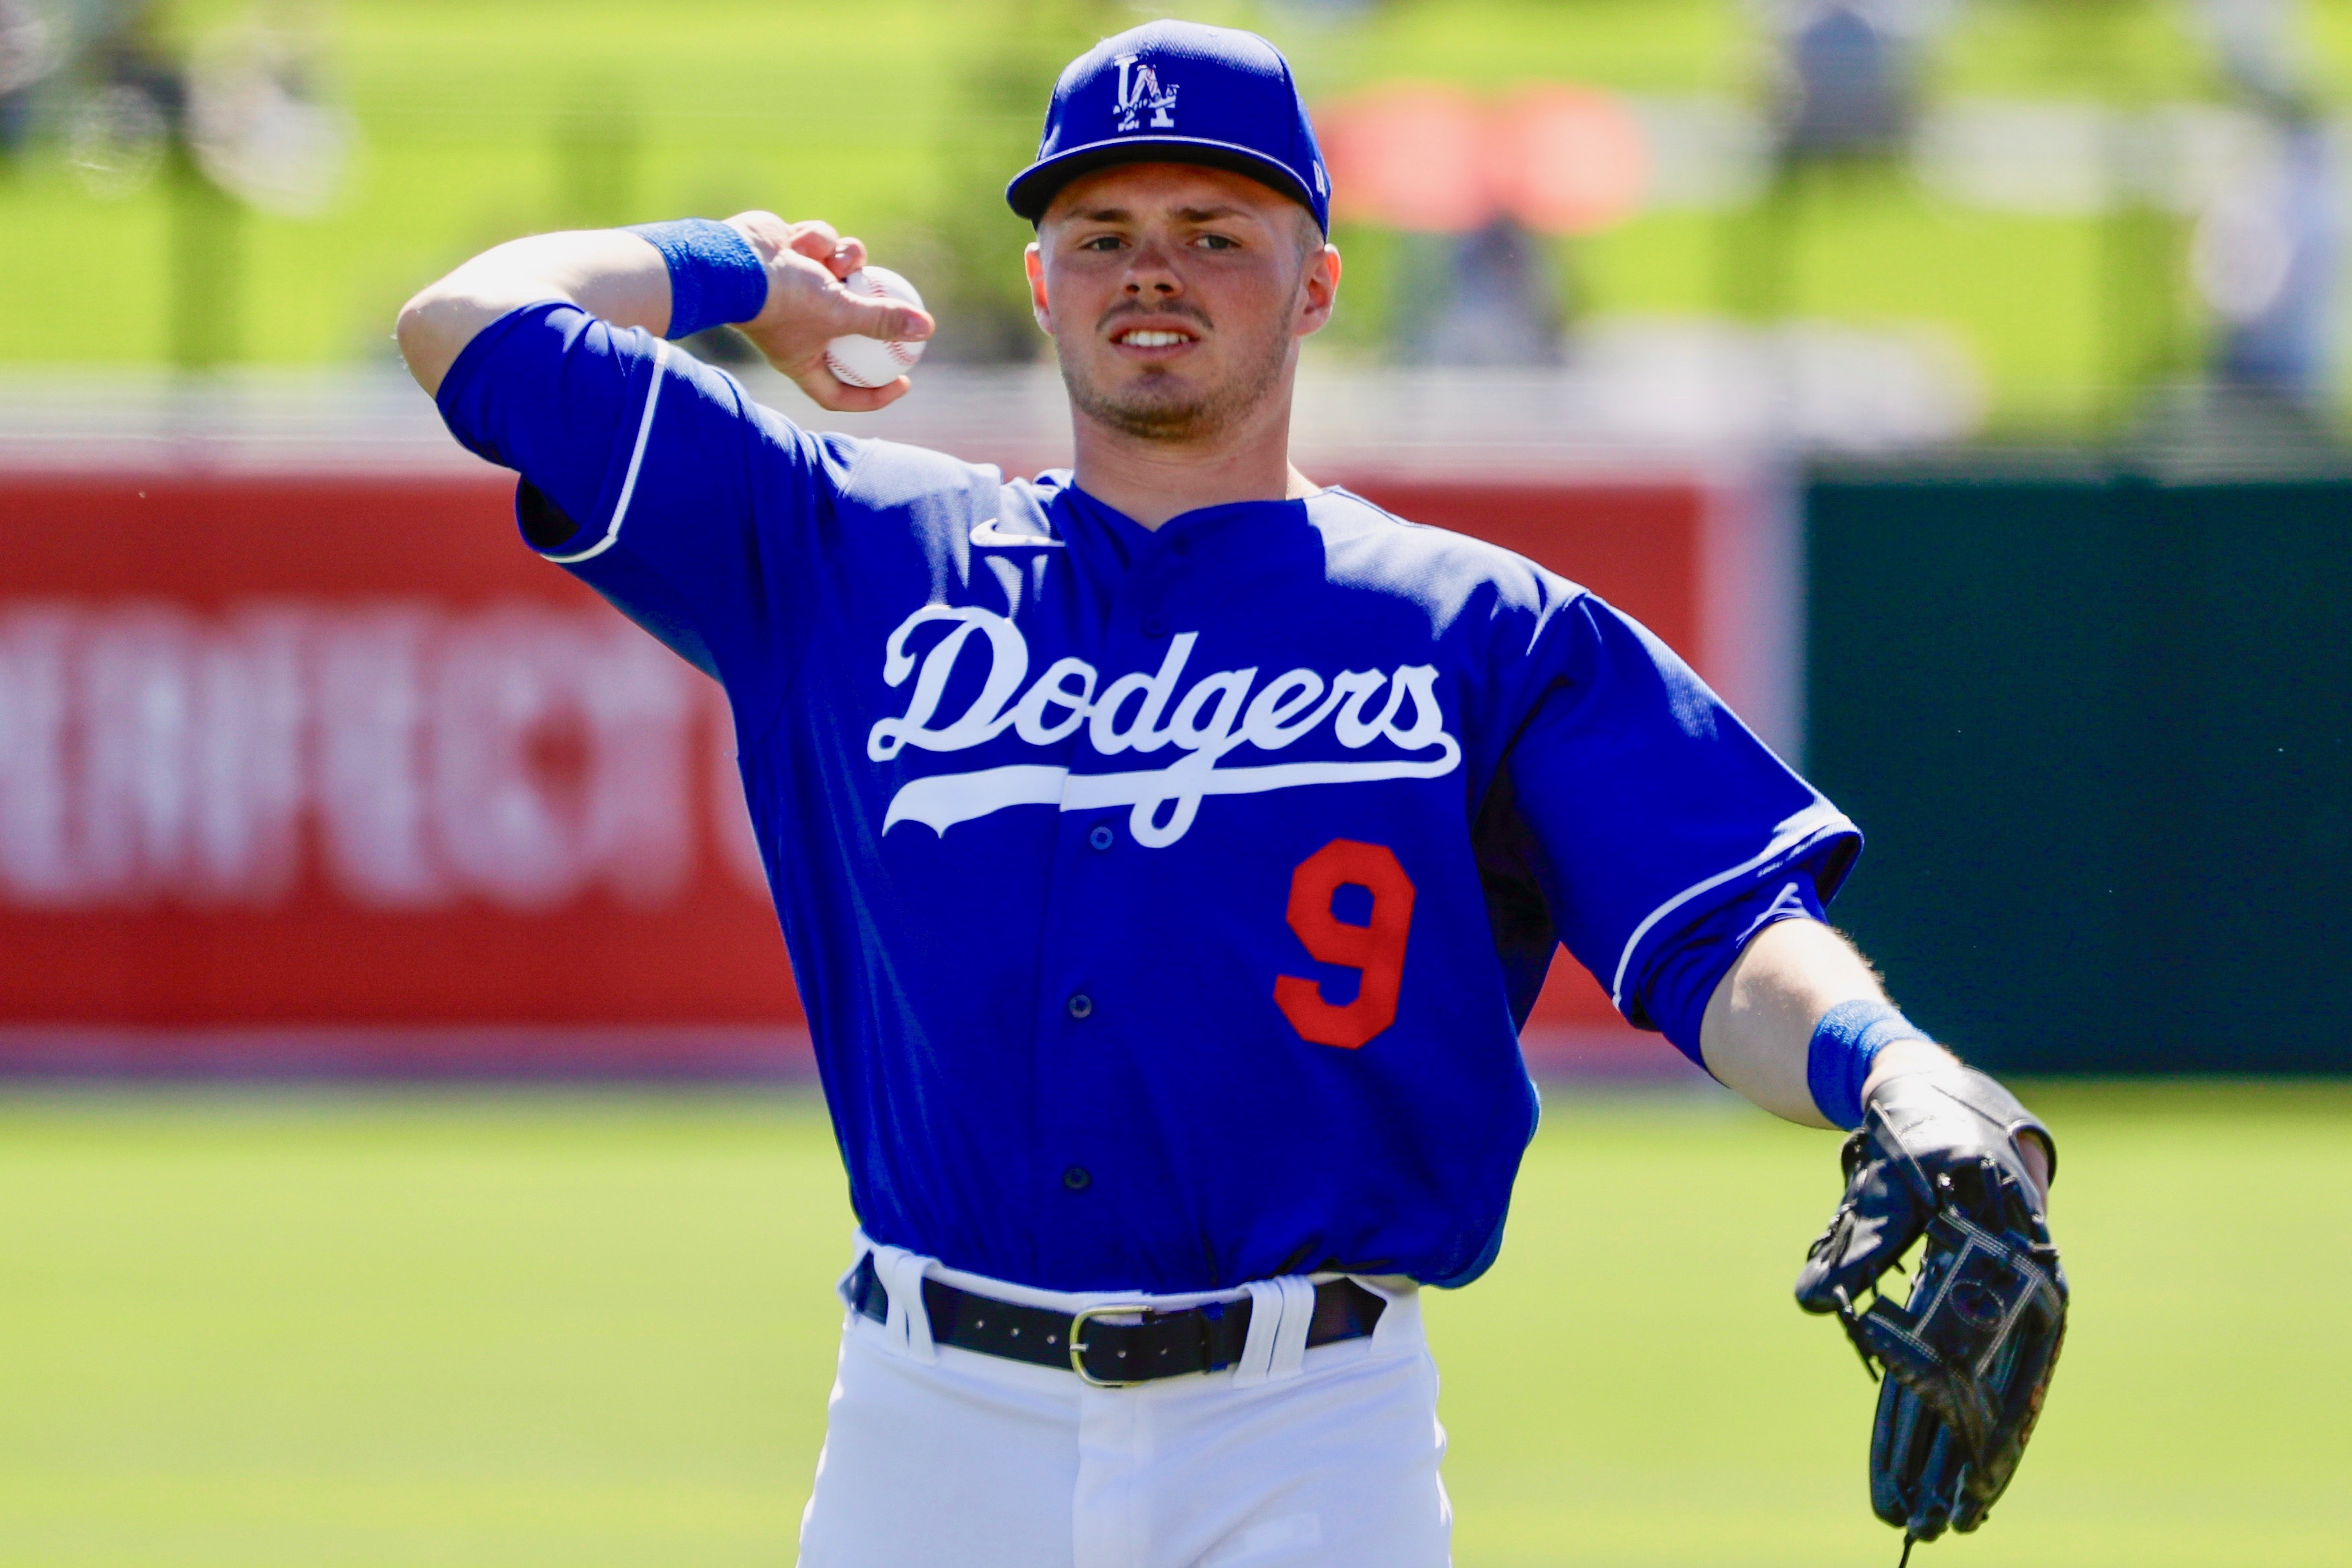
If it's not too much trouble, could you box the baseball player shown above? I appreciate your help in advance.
[396,21,2061,1567]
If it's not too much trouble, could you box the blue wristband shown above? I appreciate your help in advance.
[624,218,770,341]
[1808,1000,1934,1129]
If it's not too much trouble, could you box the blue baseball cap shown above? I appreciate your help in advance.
[1006,21,1330,234]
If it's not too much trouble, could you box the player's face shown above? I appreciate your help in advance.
[1028,163,1338,443]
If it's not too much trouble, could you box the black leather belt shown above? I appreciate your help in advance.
[845,1253,1387,1387]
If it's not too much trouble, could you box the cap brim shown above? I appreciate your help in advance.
[1006,137,1323,229]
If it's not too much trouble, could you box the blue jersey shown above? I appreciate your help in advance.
[437,303,1861,1293]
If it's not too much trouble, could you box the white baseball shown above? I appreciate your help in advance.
[824,266,927,388]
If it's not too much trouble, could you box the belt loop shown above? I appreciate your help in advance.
[869,1243,939,1362]
[1267,1275,1316,1381]
[1233,1275,1316,1387]
[1233,1280,1280,1387]
[1356,1275,1420,1348]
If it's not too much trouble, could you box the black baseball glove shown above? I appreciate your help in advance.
[1795,1063,2067,1558]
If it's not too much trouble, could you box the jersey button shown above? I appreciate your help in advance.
[1067,992,1094,1019]
[1171,536,1191,555]
[1087,824,1115,852]
[1141,613,1168,638]
[1063,1165,1092,1192]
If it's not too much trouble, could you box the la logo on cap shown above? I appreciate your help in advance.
[1113,54,1178,132]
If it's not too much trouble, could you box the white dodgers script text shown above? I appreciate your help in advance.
[867,607,1461,848]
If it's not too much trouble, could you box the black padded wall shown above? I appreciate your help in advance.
[1806,477,2352,1073]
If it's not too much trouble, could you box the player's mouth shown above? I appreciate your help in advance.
[1105,317,1204,358]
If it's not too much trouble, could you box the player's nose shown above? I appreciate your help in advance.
[1121,238,1182,296]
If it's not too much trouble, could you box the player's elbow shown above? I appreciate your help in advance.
[394,283,468,398]
[392,293,430,372]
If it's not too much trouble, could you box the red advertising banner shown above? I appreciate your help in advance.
[0,468,1749,1073]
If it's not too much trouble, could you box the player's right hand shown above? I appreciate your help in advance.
[722,212,935,413]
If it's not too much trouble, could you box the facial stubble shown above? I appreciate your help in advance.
[1059,305,1297,444]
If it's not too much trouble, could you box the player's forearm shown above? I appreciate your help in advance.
[395,229,673,396]
[1697,919,1949,1127]
[1699,919,2051,1194]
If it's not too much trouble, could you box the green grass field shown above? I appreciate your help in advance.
[1,1081,2345,1565]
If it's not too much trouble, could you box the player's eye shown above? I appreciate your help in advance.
[1078,234,1125,252]
[1192,233,1239,250]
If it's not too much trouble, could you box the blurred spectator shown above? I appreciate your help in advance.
[1774,0,1919,161]
[2190,0,2337,403]
[66,6,181,202]
[0,0,62,158]
[1395,216,1566,367]
[1316,85,1601,365]
[1725,1,1950,323]
[1760,0,1955,162]
[185,15,351,218]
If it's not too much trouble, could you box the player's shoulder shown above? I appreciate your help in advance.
[718,383,1000,524]
[1304,486,1588,618]
[817,427,1000,512]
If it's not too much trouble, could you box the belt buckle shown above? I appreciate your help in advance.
[1068,1302,1154,1387]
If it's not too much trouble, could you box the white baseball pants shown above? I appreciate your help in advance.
[795,1239,1453,1568]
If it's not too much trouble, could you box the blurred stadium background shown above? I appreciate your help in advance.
[1,1,2347,1563]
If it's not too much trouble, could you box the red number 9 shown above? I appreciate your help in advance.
[1273,839,1417,1050]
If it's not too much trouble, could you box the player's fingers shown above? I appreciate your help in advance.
[828,286,933,344]
[1794,1164,1925,1313]
[793,368,911,414]
[785,221,841,262]
[830,235,868,279]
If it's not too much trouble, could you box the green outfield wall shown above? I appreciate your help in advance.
[1806,475,2352,1073]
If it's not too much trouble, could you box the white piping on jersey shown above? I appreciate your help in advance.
[1606,799,1855,1010]
[541,337,670,565]
[970,518,1065,547]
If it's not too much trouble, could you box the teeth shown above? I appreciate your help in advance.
[1119,329,1190,347]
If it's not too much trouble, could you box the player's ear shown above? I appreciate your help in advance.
[1294,242,1340,338]
[1025,242,1051,333]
